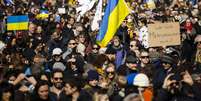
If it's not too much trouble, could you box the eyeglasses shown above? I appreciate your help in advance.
[93,47,99,50]
[197,42,201,45]
[106,71,115,75]
[53,55,61,57]
[127,62,137,64]
[162,62,170,64]
[141,56,149,58]
[54,77,63,81]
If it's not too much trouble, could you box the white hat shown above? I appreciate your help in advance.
[133,73,150,87]
[52,48,62,55]
[195,35,201,43]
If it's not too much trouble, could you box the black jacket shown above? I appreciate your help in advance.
[154,84,201,101]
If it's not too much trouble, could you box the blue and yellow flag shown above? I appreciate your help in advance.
[7,15,29,31]
[36,9,49,19]
[96,0,130,47]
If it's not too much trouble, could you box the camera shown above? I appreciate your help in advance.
[168,72,184,94]
[20,80,35,92]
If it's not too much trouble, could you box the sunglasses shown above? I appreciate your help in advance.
[93,47,99,50]
[162,62,170,64]
[106,72,115,75]
[197,42,201,44]
[53,55,61,57]
[54,77,63,81]
[127,62,137,64]
[141,56,149,58]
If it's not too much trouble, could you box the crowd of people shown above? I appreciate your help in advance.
[0,0,201,101]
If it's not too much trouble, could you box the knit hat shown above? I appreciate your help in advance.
[53,62,66,71]
[161,55,174,64]
[105,48,116,54]
[87,70,99,81]
[123,93,139,101]
[126,55,137,63]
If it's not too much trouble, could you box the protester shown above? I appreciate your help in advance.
[50,69,64,100]
[31,80,56,101]
[0,0,201,101]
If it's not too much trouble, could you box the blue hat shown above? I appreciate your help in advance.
[87,70,99,81]
[127,73,138,85]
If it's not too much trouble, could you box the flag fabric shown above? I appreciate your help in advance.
[36,9,49,19]
[91,0,103,31]
[68,0,76,6]
[96,0,130,47]
[7,15,29,31]
[145,0,155,9]
[5,0,14,5]
[76,0,96,21]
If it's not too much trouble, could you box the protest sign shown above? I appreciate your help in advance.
[148,22,180,47]
[58,8,66,14]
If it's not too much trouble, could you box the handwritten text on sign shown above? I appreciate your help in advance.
[148,22,181,47]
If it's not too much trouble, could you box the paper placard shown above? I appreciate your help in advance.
[58,8,66,14]
[0,41,5,50]
[148,22,181,47]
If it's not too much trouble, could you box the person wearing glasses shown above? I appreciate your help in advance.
[194,35,201,71]
[138,50,154,80]
[104,62,118,96]
[50,69,64,101]
[47,48,65,72]
[139,51,150,68]
[86,44,100,65]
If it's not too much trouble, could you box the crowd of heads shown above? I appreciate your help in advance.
[0,0,201,101]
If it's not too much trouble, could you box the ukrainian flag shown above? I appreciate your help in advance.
[96,0,130,47]
[7,15,29,31]
[36,9,49,19]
